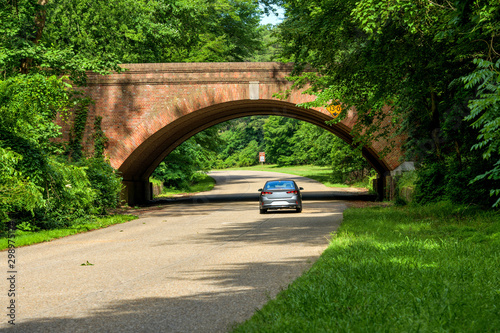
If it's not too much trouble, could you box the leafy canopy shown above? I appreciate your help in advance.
[266,0,500,206]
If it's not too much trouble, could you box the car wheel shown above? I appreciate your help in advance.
[260,208,267,214]
[296,207,302,213]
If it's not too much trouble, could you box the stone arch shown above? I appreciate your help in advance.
[119,99,393,204]
[78,62,403,204]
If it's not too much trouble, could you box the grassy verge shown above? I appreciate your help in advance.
[232,201,500,332]
[225,164,369,189]
[0,214,138,250]
[154,173,216,198]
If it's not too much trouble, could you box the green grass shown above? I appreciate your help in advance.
[232,201,500,332]
[155,173,216,198]
[225,164,361,188]
[0,214,137,250]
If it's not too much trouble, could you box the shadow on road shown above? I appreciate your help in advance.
[1,291,266,332]
[150,191,376,206]
[3,260,314,332]
[151,204,341,247]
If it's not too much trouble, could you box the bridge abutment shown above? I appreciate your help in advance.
[122,180,152,205]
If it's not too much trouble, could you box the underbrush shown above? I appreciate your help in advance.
[154,173,215,198]
[232,201,500,332]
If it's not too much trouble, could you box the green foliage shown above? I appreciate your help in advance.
[285,122,369,182]
[0,0,123,82]
[0,74,67,227]
[233,202,500,332]
[0,0,270,230]
[218,117,266,168]
[44,0,262,64]
[413,163,447,205]
[0,144,44,226]
[152,128,221,191]
[287,123,333,166]
[223,140,260,167]
[155,173,215,197]
[67,95,93,161]
[462,59,500,206]
[35,157,98,229]
[270,0,500,206]
[216,116,367,173]
[0,72,122,229]
[1,0,263,80]
[263,116,299,166]
[251,24,282,62]
[92,116,108,158]
[157,115,373,191]
[180,0,262,62]
[414,159,496,207]
[79,158,123,214]
[0,74,68,151]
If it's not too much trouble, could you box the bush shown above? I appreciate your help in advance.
[3,155,123,230]
[0,144,44,228]
[34,157,98,229]
[445,163,490,205]
[414,160,498,206]
[413,162,447,205]
[80,158,123,214]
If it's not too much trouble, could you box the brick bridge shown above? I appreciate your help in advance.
[80,62,403,204]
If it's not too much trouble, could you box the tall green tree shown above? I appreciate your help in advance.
[264,0,500,206]
[1,0,264,225]
[251,24,282,62]
[152,127,222,189]
[263,116,299,165]
[2,0,264,80]
[180,0,262,62]
[289,123,368,176]
[217,116,266,167]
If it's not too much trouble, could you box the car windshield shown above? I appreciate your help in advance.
[264,181,295,190]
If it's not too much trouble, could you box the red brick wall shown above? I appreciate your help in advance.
[72,62,403,182]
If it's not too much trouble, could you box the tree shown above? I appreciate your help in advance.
[289,123,368,178]
[1,0,268,224]
[463,58,500,207]
[151,126,222,190]
[263,116,299,165]
[180,0,262,62]
[217,116,266,167]
[266,0,500,206]
[2,0,264,80]
[251,24,282,62]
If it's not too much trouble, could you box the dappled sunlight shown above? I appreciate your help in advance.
[4,292,262,332]
[394,222,433,233]
[175,258,316,289]
[184,209,343,247]
[388,257,439,270]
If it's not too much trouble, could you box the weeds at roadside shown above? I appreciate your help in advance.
[154,174,215,198]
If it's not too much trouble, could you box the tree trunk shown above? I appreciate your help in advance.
[430,90,442,160]
[20,0,48,74]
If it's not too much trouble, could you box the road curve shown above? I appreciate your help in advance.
[1,170,349,332]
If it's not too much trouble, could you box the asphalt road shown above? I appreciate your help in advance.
[1,170,359,332]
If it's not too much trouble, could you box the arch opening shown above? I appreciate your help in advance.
[119,100,391,204]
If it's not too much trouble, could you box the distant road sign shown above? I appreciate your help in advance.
[259,152,265,163]
[327,104,342,118]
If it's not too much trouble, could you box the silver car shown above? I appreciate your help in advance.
[258,180,303,214]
